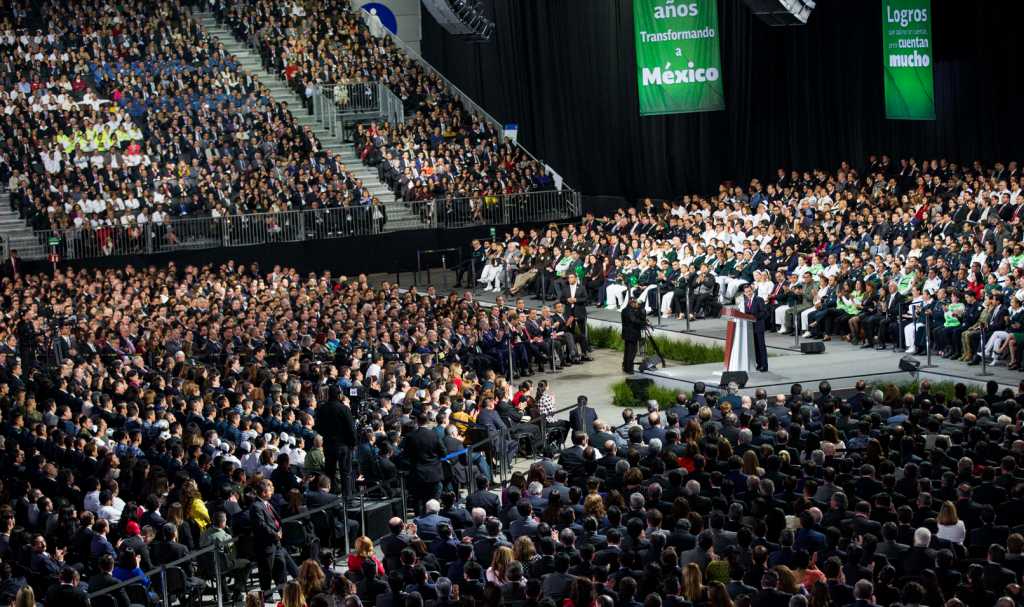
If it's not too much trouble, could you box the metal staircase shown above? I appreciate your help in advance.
[195,12,426,232]
[0,192,46,260]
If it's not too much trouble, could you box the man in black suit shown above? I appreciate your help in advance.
[621,298,646,374]
[568,395,598,439]
[401,412,448,512]
[466,474,501,515]
[248,479,291,595]
[740,284,769,372]
[876,282,905,350]
[29,534,64,578]
[304,474,359,543]
[558,273,592,359]
[540,553,576,603]
[314,385,357,499]
[88,554,133,607]
[1,249,21,281]
[45,568,89,607]
[558,432,589,483]
[379,518,414,572]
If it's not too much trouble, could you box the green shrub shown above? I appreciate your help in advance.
[588,324,723,365]
[871,379,981,402]
[610,380,690,409]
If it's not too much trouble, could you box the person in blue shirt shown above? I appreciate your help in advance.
[112,548,150,588]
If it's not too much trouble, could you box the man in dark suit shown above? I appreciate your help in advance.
[466,475,501,515]
[874,523,909,568]
[740,284,769,372]
[509,501,540,541]
[29,534,64,577]
[621,298,646,374]
[401,412,447,512]
[248,479,290,595]
[314,385,357,499]
[568,395,598,439]
[903,528,937,576]
[558,432,589,483]
[540,553,576,603]
[88,554,133,607]
[1,250,21,281]
[45,568,89,607]
[304,474,359,543]
[412,500,452,541]
[379,518,414,572]
[558,273,592,359]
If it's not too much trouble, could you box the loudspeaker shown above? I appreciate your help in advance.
[719,371,749,388]
[626,377,654,401]
[639,356,661,372]
[800,342,826,354]
[899,356,921,374]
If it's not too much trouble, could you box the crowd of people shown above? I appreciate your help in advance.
[467,156,1024,367]
[0,0,554,251]
[0,250,1022,607]
[214,0,554,205]
[1,0,395,240]
[0,258,603,606]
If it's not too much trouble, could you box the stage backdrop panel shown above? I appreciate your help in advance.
[882,0,935,120]
[634,0,725,116]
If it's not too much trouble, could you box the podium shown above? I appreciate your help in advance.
[721,307,756,374]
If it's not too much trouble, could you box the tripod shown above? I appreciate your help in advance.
[638,325,666,371]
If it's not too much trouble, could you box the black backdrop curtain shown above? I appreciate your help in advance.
[420,0,1024,201]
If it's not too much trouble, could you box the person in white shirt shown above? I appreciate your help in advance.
[935,500,966,544]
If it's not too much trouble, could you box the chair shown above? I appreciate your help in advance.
[158,565,196,607]
[124,583,150,607]
[281,520,308,559]
[91,594,119,607]
[308,510,335,550]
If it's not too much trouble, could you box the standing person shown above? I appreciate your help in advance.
[315,385,356,500]
[559,272,592,360]
[740,284,769,373]
[401,412,447,513]
[249,480,294,599]
[621,298,647,374]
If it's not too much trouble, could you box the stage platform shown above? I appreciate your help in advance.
[376,271,1021,394]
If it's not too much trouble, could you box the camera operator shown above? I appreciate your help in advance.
[314,385,357,501]
[621,298,647,374]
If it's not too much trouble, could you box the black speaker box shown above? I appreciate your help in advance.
[719,371,749,388]
[800,342,826,354]
[625,377,654,401]
[899,355,921,373]
[348,497,403,540]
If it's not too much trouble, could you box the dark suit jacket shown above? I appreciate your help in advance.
[247,500,282,554]
[45,584,90,607]
[558,282,589,320]
[509,516,539,541]
[465,489,500,516]
[87,572,132,607]
[30,551,62,576]
[740,295,768,332]
[402,427,447,484]
[379,532,412,571]
[558,445,586,479]
[540,571,576,602]
[569,406,598,436]
[314,399,357,447]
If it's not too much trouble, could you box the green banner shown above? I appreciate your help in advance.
[882,0,935,120]
[634,0,724,116]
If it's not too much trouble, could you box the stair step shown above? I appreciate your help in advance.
[195,10,400,203]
